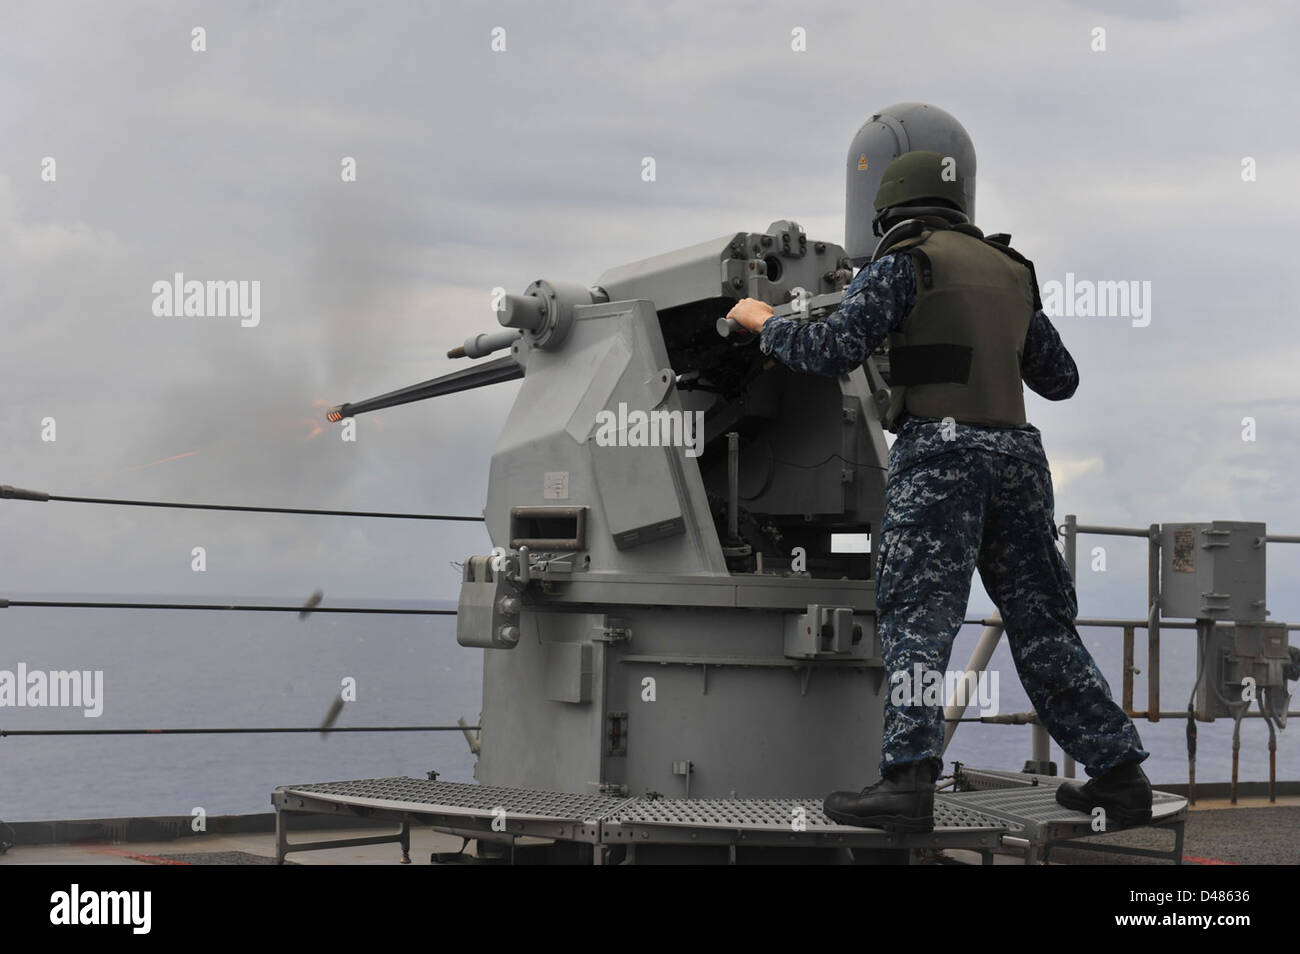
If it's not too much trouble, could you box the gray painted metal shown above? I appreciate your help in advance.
[952,779,1186,829]
[603,794,1016,833]
[442,218,903,800]
[950,766,1188,862]
[844,103,978,266]
[472,607,884,798]
[271,777,624,854]
[1195,619,1292,723]
[1160,521,1268,621]
[594,224,852,314]
[274,776,1017,857]
[454,328,520,360]
[280,776,624,820]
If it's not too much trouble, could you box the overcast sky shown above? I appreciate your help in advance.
[2,0,1299,638]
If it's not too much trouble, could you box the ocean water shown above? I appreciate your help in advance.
[0,599,482,823]
[0,597,1294,822]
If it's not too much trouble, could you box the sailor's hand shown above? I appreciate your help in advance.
[726,298,774,334]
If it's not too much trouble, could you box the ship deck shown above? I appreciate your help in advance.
[4,776,1296,865]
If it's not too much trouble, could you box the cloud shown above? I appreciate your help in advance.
[1049,455,1104,492]
[1,0,1297,605]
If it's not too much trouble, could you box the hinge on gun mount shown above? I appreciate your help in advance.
[605,712,629,757]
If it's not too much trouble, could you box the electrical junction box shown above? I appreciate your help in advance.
[1160,522,1267,621]
[1195,620,1294,724]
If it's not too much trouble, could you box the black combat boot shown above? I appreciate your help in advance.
[1054,760,1153,826]
[823,762,937,833]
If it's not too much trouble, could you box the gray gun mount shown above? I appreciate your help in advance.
[334,219,898,798]
[469,220,896,798]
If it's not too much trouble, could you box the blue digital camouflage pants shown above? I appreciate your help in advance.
[875,449,1148,779]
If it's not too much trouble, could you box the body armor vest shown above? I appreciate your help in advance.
[881,221,1040,433]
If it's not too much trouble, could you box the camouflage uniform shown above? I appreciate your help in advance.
[761,253,1148,779]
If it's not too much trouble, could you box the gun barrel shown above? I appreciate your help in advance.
[327,355,523,422]
[448,329,521,360]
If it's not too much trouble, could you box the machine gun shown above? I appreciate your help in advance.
[325,219,896,798]
[328,220,889,578]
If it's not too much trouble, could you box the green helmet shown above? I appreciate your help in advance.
[872,150,967,231]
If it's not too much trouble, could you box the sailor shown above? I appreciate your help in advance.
[726,149,1152,833]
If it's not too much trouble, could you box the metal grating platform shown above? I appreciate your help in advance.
[603,795,1019,832]
[282,776,626,822]
[273,776,1021,862]
[946,767,1189,863]
[274,771,1188,863]
[597,794,1020,853]
[947,785,1186,835]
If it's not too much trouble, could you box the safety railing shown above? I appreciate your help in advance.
[944,515,1299,799]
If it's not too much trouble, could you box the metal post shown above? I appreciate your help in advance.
[943,611,1003,752]
[1062,514,1078,778]
[1147,524,1161,722]
[1122,625,1135,712]
[275,804,289,865]
[1031,722,1050,771]
[1267,718,1277,804]
[1064,514,1077,578]
[1231,715,1242,805]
